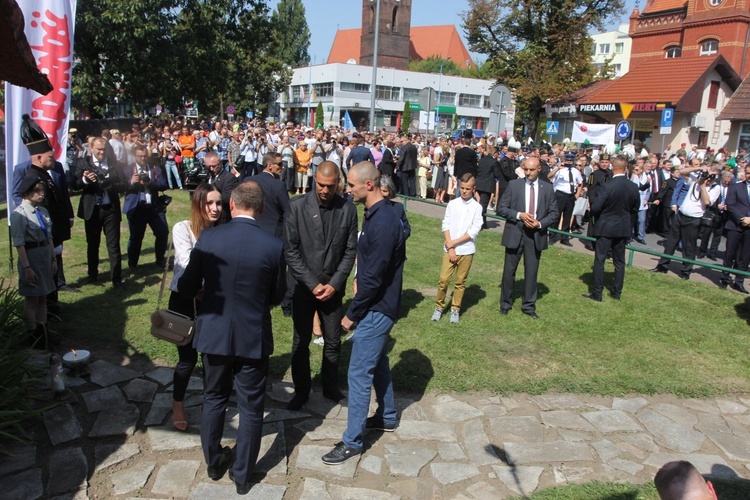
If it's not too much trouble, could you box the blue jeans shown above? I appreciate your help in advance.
[342,311,397,450]
[636,210,647,241]
[165,160,182,189]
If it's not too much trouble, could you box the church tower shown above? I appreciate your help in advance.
[360,0,412,70]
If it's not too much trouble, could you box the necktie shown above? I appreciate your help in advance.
[651,172,658,193]
[528,182,535,218]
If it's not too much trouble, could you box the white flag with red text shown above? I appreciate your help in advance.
[4,0,77,214]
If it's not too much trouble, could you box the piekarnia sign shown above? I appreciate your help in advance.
[579,102,672,113]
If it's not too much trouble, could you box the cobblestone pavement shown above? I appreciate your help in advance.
[2,359,749,499]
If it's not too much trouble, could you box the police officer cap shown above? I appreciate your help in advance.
[564,152,576,161]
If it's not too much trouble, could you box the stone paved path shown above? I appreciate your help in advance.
[2,359,749,499]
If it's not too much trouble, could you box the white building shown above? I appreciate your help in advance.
[590,23,632,78]
[277,63,510,135]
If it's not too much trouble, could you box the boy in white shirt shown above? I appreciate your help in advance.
[432,173,484,324]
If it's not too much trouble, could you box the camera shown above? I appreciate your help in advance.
[699,171,717,182]
[138,172,151,183]
[85,166,111,188]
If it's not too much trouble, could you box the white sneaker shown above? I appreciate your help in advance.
[450,310,460,324]
[312,336,324,346]
[431,308,442,321]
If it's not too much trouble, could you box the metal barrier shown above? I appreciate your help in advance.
[397,194,750,279]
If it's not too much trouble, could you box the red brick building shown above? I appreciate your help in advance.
[628,0,750,77]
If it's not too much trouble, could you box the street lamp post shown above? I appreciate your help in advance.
[369,0,381,133]
[435,57,451,135]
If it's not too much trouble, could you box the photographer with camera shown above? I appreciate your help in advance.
[652,159,719,280]
[75,137,129,287]
[123,144,169,271]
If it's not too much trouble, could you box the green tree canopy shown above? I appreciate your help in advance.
[402,101,411,134]
[407,56,464,76]
[73,0,291,118]
[462,0,624,136]
[270,0,311,68]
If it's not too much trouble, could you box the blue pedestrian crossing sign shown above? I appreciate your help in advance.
[546,121,559,135]
[616,120,631,140]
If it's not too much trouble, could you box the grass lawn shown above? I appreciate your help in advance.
[3,189,749,397]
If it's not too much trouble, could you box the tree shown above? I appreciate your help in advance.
[407,56,464,76]
[315,102,324,128]
[72,0,291,117]
[401,101,411,134]
[270,0,311,68]
[462,0,624,137]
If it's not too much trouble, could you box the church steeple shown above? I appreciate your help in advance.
[360,0,412,69]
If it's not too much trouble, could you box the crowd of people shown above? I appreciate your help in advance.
[11,112,749,494]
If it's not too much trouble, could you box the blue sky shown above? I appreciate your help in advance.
[270,0,639,65]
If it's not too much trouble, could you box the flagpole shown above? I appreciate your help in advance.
[307,59,313,127]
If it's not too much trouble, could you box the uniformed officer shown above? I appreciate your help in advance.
[549,151,583,246]
[494,138,519,213]
[583,153,611,250]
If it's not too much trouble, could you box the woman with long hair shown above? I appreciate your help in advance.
[169,183,222,430]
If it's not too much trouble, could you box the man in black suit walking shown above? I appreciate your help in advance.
[284,161,358,410]
[476,146,501,229]
[453,133,478,197]
[720,163,750,293]
[178,182,284,495]
[583,156,640,301]
[206,151,239,223]
[75,137,128,286]
[247,152,289,238]
[396,135,418,196]
[497,158,559,319]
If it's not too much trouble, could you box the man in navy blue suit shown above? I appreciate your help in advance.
[178,181,284,495]
[122,144,169,269]
[721,163,750,293]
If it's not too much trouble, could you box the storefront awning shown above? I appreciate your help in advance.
[575,56,740,114]
[0,0,53,94]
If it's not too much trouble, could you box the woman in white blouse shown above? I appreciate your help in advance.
[169,183,222,430]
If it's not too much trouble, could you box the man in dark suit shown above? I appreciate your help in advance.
[178,182,284,495]
[583,156,640,301]
[498,157,559,319]
[453,134,478,197]
[206,151,239,223]
[720,164,750,293]
[14,115,76,299]
[284,161,358,410]
[75,137,128,286]
[396,135,418,196]
[476,146,501,229]
[122,144,169,270]
[494,141,519,213]
[583,154,611,251]
[247,152,290,239]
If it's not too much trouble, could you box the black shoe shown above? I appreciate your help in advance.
[282,308,292,318]
[679,274,690,280]
[155,259,167,269]
[696,252,706,259]
[228,469,252,495]
[366,415,398,432]
[57,284,81,293]
[583,244,594,251]
[608,292,621,300]
[83,276,102,286]
[719,280,729,289]
[286,393,309,411]
[707,254,717,261]
[731,282,749,294]
[582,293,602,302]
[650,265,668,274]
[560,240,573,247]
[321,441,361,465]
[636,238,646,245]
[112,279,126,288]
[571,229,583,235]
[207,446,231,480]
[323,389,345,403]
[499,308,509,315]
[523,311,540,320]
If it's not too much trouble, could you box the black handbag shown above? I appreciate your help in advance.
[150,240,195,346]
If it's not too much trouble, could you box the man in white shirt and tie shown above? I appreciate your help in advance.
[498,158,559,320]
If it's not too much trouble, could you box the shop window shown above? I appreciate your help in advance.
[700,40,718,56]
[665,46,682,58]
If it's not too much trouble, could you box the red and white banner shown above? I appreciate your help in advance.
[571,121,615,145]
[4,0,77,213]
